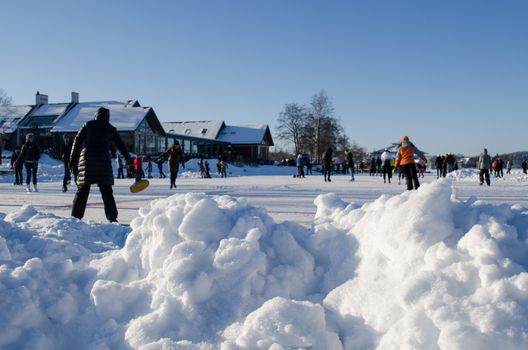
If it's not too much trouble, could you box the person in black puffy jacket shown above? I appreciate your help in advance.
[17,133,41,192]
[69,107,132,222]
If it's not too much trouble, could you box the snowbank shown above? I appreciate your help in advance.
[1,180,528,349]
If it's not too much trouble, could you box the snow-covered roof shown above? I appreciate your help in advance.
[52,101,152,133]
[30,103,70,117]
[217,124,271,145]
[162,120,225,140]
[0,105,32,133]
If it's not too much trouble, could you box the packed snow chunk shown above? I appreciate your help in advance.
[322,180,528,349]
[179,197,232,243]
[228,297,342,350]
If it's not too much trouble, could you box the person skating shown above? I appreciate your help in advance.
[380,148,393,184]
[16,133,41,192]
[506,160,512,175]
[61,135,74,192]
[219,159,228,178]
[305,157,313,175]
[146,158,153,179]
[69,107,132,223]
[478,148,492,186]
[296,153,305,178]
[522,160,528,174]
[323,147,333,182]
[116,155,125,179]
[162,141,185,189]
[369,157,376,176]
[10,146,23,185]
[346,149,355,181]
[134,154,143,181]
[394,135,426,191]
[155,156,166,178]
[434,155,443,179]
[204,161,211,178]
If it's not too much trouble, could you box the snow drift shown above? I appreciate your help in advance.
[1,180,528,349]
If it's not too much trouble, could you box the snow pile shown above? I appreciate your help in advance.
[1,180,528,349]
[322,180,528,349]
[0,207,129,348]
[446,169,480,181]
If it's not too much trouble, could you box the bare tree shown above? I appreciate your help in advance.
[306,90,336,162]
[0,88,12,107]
[276,103,307,155]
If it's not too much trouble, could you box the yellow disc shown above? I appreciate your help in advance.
[130,179,150,193]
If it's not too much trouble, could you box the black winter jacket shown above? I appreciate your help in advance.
[70,108,131,186]
[17,142,40,163]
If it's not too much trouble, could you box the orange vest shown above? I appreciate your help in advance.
[396,144,415,167]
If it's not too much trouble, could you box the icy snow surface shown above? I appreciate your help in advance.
[1,179,528,349]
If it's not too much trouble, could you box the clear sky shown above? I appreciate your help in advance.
[1,0,527,156]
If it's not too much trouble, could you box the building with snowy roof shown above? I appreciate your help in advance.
[5,92,166,156]
[161,121,274,163]
[0,105,35,150]
[161,121,230,160]
[217,124,274,163]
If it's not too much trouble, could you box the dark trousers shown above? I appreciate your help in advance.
[157,165,166,178]
[15,165,24,184]
[72,184,118,222]
[63,161,71,189]
[170,170,179,187]
[117,167,124,179]
[324,165,332,181]
[297,166,305,178]
[383,166,393,183]
[25,162,38,185]
[402,163,420,190]
[479,169,490,186]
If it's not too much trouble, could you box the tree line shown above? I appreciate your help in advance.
[274,90,366,163]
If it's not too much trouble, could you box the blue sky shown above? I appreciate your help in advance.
[1,0,527,156]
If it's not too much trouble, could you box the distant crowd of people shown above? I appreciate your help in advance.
[4,116,528,223]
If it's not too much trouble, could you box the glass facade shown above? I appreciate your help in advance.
[135,119,158,155]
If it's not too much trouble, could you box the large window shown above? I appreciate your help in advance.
[135,119,158,155]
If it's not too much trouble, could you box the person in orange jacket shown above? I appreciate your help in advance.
[394,135,426,191]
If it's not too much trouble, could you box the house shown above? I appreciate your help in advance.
[5,92,166,156]
[162,121,274,163]
[161,120,229,158]
[51,100,166,156]
[0,105,34,150]
[217,124,274,163]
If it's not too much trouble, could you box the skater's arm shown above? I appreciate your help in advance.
[16,144,26,164]
[69,124,87,169]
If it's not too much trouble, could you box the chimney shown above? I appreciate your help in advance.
[36,91,48,105]
[71,92,79,103]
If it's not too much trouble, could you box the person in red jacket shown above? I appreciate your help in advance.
[134,154,143,181]
[394,135,426,191]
